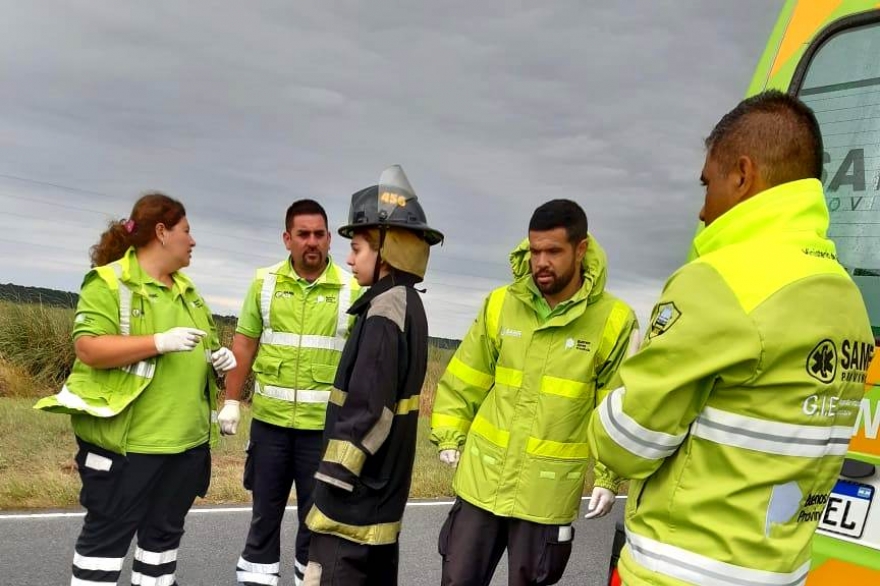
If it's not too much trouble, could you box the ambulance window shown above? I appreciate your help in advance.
[793,20,880,330]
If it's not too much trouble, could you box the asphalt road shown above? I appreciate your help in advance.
[0,498,625,585]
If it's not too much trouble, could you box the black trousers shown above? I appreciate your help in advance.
[438,498,575,586]
[70,438,210,586]
[304,532,399,586]
[237,419,323,586]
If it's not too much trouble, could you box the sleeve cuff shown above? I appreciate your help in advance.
[592,463,622,493]
[437,441,462,452]
[592,477,620,493]
[430,428,467,452]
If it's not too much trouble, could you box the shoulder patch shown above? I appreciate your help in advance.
[367,286,408,331]
[806,339,837,384]
[648,302,681,339]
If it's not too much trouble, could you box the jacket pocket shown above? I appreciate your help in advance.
[626,478,648,521]
[310,363,337,386]
[252,355,282,379]
[455,431,506,508]
[535,524,575,585]
[74,441,127,517]
[518,454,588,521]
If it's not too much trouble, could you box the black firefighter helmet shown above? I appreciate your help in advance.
[338,165,444,245]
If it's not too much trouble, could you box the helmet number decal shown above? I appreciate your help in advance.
[380,191,407,207]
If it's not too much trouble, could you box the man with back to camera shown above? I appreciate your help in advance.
[588,90,874,586]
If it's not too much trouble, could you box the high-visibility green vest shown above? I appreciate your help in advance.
[431,237,638,524]
[34,248,221,454]
[247,259,360,430]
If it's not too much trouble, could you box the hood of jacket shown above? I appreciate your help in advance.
[508,234,608,305]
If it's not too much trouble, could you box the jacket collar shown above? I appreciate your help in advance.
[507,234,609,309]
[349,271,419,315]
[692,179,834,258]
[116,247,196,296]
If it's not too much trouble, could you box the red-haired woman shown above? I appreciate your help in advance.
[36,192,236,586]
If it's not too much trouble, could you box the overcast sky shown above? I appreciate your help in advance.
[0,1,783,339]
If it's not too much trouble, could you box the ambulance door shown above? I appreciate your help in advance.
[784,9,880,582]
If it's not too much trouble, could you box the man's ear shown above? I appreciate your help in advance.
[576,237,588,262]
[736,155,760,200]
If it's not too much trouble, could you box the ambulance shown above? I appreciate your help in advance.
[607,1,880,583]
[756,1,880,582]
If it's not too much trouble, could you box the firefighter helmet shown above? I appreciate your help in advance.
[338,165,444,245]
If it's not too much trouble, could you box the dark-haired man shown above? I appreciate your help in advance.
[221,199,361,586]
[588,90,874,586]
[431,199,638,586]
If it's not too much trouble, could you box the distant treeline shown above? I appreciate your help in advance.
[0,282,461,349]
[0,283,79,308]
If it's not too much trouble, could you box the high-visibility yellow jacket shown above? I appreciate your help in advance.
[432,236,638,524]
[589,179,874,586]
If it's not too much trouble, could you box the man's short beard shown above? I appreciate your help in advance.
[299,251,327,270]
[533,264,576,296]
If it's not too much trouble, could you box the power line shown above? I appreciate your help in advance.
[0,190,109,216]
[0,230,500,293]
[0,236,91,256]
[0,174,514,291]
[0,172,520,267]
[0,182,280,246]
[0,172,120,201]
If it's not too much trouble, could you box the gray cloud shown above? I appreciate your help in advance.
[0,1,782,338]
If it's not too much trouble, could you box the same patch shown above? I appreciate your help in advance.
[648,302,681,339]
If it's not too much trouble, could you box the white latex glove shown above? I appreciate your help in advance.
[584,487,615,519]
[211,347,237,372]
[439,449,460,468]
[218,400,240,435]
[153,327,206,354]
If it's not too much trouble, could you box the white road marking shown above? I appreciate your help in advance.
[0,495,627,520]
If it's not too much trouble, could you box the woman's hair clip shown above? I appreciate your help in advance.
[123,219,136,234]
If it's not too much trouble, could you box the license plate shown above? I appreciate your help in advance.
[818,480,875,539]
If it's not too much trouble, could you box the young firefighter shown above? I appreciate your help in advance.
[303,165,444,585]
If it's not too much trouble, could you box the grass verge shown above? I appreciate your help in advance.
[1,311,615,509]
[0,399,456,510]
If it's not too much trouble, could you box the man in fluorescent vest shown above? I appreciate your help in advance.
[219,199,360,586]
[588,90,874,586]
[431,199,638,586]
